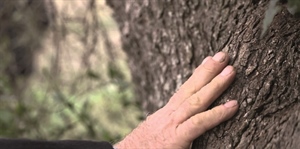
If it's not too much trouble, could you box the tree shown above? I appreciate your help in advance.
[107,0,300,148]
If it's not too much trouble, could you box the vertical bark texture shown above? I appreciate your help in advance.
[107,0,300,148]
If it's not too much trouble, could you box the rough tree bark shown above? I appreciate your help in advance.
[107,0,300,148]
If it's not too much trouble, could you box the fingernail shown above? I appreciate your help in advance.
[212,52,225,62]
[201,57,210,65]
[224,100,238,108]
[220,66,234,76]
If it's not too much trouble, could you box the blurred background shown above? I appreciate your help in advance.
[0,0,142,143]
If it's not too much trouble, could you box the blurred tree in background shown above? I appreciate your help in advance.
[0,0,142,143]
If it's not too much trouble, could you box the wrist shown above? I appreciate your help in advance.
[114,135,138,149]
[114,121,152,149]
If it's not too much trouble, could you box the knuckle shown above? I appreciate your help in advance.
[191,116,210,132]
[183,84,197,97]
[209,107,224,120]
[190,115,204,126]
[210,78,223,90]
[210,108,220,117]
[189,94,203,106]
[202,60,218,73]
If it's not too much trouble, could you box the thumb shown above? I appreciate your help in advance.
[176,100,239,142]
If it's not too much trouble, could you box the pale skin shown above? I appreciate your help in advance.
[115,52,239,149]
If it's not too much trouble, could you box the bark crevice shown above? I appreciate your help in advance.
[107,0,300,148]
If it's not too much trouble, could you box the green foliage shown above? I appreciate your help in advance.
[0,81,141,141]
[0,0,142,143]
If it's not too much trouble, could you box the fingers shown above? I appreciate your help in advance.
[167,52,230,109]
[176,100,239,142]
[173,66,236,123]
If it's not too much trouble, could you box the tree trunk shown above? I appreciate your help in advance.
[107,0,300,148]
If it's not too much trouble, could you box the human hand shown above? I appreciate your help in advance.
[115,52,239,149]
